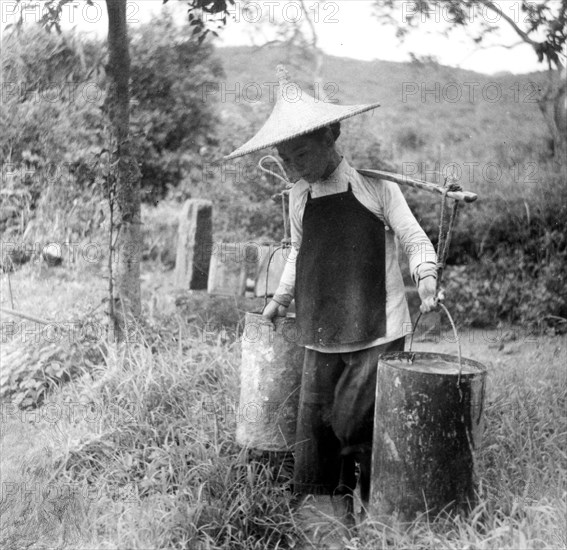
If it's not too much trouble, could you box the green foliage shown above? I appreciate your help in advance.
[439,159,567,328]
[444,236,567,328]
[166,0,236,44]
[1,26,105,212]
[0,16,224,239]
[0,320,105,409]
[373,0,567,68]
[1,27,104,244]
[129,13,225,204]
[395,125,427,151]
[2,27,565,326]
[340,115,396,171]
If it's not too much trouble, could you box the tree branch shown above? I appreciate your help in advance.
[476,0,540,48]
[457,40,525,66]
[299,0,323,83]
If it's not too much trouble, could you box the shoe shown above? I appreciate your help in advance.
[298,494,354,548]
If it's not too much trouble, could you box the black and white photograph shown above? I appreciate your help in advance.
[1,1,566,548]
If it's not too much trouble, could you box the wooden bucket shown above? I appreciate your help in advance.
[370,310,487,522]
[236,312,304,451]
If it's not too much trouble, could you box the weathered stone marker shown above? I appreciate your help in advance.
[207,243,247,296]
[175,199,212,289]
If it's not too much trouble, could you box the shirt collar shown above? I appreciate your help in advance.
[319,156,351,185]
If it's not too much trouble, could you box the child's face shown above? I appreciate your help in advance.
[276,132,335,184]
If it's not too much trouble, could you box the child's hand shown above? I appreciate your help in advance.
[262,300,288,321]
[418,277,439,313]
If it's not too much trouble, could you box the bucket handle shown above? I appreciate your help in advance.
[408,303,464,389]
[258,155,293,312]
[263,245,283,310]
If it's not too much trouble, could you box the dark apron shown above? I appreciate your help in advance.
[292,183,390,495]
[295,183,386,346]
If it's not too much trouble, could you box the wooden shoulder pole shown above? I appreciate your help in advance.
[358,169,478,203]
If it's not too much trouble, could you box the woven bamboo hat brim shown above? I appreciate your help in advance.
[225,65,380,160]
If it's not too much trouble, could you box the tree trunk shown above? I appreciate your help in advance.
[552,67,567,161]
[105,0,142,341]
[538,68,567,161]
[370,351,486,523]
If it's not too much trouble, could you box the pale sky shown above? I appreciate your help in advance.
[2,0,559,74]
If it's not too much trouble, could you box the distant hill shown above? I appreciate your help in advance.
[213,45,551,192]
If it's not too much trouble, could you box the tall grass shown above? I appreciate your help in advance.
[1,267,566,549]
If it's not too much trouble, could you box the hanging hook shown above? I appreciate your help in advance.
[259,155,294,242]
[259,155,293,188]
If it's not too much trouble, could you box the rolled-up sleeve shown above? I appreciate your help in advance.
[381,180,437,279]
[274,187,303,302]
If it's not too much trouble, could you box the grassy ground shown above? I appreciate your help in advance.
[1,264,566,549]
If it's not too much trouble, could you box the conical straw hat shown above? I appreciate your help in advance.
[225,65,380,160]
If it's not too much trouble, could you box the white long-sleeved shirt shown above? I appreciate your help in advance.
[274,157,437,353]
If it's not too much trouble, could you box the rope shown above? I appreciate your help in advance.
[281,190,289,242]
[435,178,461,291]
[414,176,465,393]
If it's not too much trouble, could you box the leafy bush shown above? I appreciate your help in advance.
[395,125,428,151]
[444,238,567,328]
[1,27,106,242]
[129,13,224,204]
[0,319,105,408]
[0,15,224,243]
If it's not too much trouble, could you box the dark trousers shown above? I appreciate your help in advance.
[293,337,405,502]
